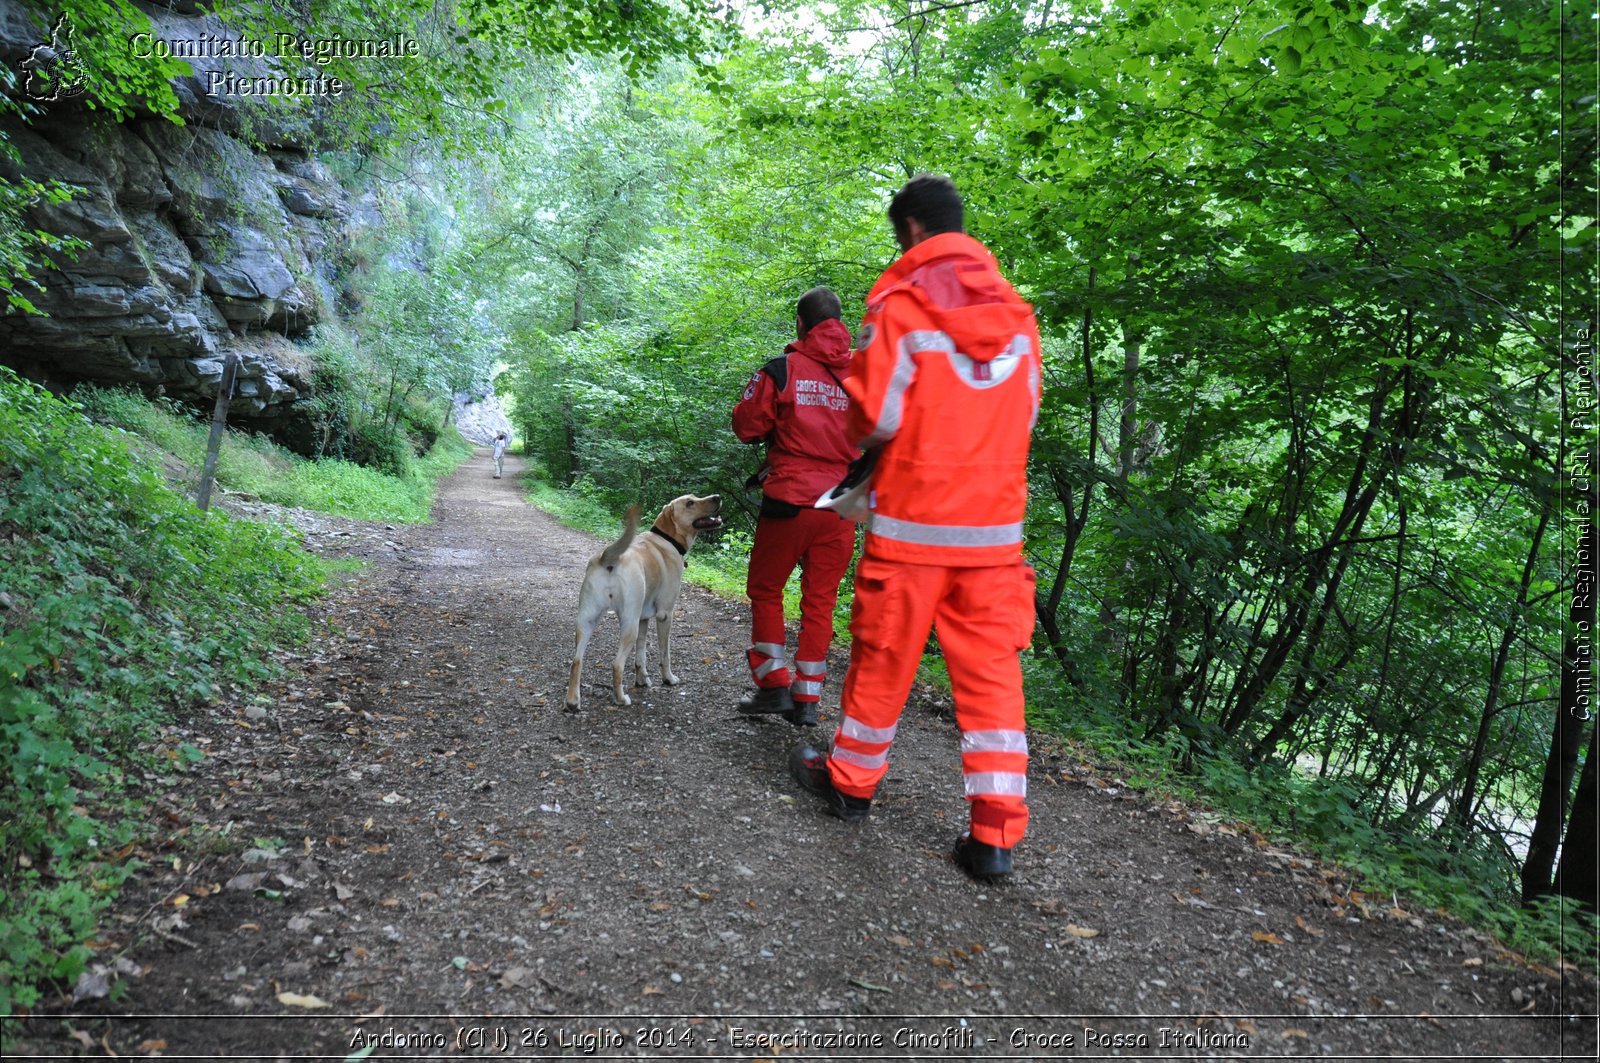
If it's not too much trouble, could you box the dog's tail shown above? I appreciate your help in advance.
[599,504,640,568]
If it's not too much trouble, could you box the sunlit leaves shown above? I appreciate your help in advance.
[210,0,731,156]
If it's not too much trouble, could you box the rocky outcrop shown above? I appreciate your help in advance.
[452,391,513,447]
[0,3,352,420]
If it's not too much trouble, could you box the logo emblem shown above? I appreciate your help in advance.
[19,12,88,102]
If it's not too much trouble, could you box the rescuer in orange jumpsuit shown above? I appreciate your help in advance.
[791,175,1042,880]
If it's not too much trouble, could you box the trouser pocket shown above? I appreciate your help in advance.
[1012,563,1037,651]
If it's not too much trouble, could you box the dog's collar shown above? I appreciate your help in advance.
[649,524,688,557]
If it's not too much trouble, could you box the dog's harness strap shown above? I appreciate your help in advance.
[649,525,688,556]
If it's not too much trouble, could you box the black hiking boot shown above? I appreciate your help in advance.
[784,698,818,727]
[952,833,1013,881]
[789,744,871,823]
[738,686,795,716]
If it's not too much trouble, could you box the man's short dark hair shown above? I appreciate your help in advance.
[888,173,964,237]
[797,287,843,334]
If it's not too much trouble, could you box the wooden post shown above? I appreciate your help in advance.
[195,352,239,512]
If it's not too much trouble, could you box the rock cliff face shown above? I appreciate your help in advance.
[0,3,355,421]
[452,391,513,448]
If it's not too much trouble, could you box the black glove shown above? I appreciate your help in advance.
[815,449,879,522]
[823,449,879,502]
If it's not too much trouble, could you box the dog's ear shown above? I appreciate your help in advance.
[655,496,687,539]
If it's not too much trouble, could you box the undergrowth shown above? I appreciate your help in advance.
[1025,667,1599,969]
[0,370,325,1013]
[75,385,471,522]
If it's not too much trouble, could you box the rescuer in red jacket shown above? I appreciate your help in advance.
[732,288,858,726]
[791,175,1042,880]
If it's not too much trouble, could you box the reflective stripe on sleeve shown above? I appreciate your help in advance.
[752,642,786,659]
[754,657,786,680]
[792,679,823,697]
[960,730,1030,755]
[859,330,939,449]
[795,660,827,676]
[963,771,1028,798]
[1028,357,1041,430]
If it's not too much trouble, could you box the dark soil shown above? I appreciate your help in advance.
[9,451,1598,1060]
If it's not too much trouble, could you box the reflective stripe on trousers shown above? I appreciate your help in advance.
[792,659,827,702]
[747,510,853,692]
[747,642,790,689]
[828,557,1032,845]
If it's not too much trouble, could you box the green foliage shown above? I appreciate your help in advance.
[505,319,756,516]
[0,65,89,315]
[0,369,324,1010]
[353,240,506,426]
[1027,675,1596,965]
[214,0,732,157]
[12,0,187,121]
[74,385,473,523]
[347,419,414,477]
[296,324,365,460]
[0,158,85,315]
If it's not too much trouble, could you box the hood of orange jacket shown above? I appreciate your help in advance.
[786,317,852,369]
[867,232,1032,364]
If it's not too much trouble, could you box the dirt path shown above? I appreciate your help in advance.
[17,450,1597,1059]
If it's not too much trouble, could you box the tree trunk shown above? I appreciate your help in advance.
[562,401,580,484]
[1095,322,1142,672]
[571,273,586,332]
[1451,509,1550,833]
[1230,361,1409,745]
[1117,328,1141,483]
[1555,718,1598,911]
[1034,269,1098,689]
[1521,515,1597,903]
[1037,467,1089,687]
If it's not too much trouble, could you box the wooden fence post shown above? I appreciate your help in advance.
[195,352,239,512]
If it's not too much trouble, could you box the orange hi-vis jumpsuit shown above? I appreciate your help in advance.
[827,232,1042,849]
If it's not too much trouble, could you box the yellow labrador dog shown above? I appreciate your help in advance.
[565,494,723,712]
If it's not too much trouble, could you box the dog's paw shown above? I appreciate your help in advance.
[616,692,633,707]
[563,700,580,713]
[663,672,681,687]
[634,674,653,689]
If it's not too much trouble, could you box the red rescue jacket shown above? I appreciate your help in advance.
[732,317,856,508]
[845,232,1042,566]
